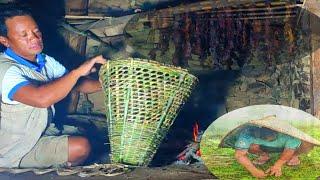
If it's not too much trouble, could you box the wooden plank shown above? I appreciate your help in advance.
[64,0,89,113]
[307,0,320,117]
[65,0,88,15]
[65,15,112,19]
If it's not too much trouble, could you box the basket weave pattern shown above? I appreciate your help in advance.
[99,58,197,166]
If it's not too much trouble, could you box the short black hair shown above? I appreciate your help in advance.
[0,3,32,37]
[250,126,277,139]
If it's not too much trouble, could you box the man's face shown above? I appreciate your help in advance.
[0,15,43,60]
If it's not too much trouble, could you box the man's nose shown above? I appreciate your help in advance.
[28,31,42,41]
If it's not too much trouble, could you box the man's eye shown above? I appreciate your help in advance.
[34,29,39,33]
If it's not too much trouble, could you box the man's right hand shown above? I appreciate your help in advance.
[235,149,267,179]
[251,169,267,179]
[75,55,107,77]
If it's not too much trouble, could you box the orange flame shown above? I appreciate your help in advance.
[193,122,199,142]
[193,121,201,156]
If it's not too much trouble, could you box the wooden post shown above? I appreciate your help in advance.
[64,0,89,113]
[65,0,88,15]
[306,0,320,117]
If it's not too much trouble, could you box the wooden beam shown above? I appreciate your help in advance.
[87,0,297,16]
[160,0,296,15]
[306,0,320,117]
[65,0,88,15]
[64,0,89,113]
[213,4,298,13]
[65,15,112,20]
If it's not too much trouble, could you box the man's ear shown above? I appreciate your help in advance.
[0,36,9,47]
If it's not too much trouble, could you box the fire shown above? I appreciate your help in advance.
[193,122,201,156]
[176,121,202,163]
[193,122,199,142]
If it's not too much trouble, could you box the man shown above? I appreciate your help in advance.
[234,126,314,178]
[0,6,107,168]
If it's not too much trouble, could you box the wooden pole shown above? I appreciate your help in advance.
[155,0,295,15]
[64,0,89,113]
[65,15,112,20]
[65,0,88,15]
[306,0,320,117]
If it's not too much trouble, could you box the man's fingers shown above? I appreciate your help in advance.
[265,167,282,177]
[92,55,107,64]
[98,58,107,64]
[265,169,270,174]
[269,170,276,176]
[275,171,281,177]
[260,173,267,178]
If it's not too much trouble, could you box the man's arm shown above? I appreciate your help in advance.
[12,55,106,108]
[74,78,102,94]
[266,148,295,177]
[235,149,267,178]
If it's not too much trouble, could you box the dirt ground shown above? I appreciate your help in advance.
[0,164,216,180]
[0,115,216,180]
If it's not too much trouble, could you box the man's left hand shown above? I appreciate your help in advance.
[266,165,282,177]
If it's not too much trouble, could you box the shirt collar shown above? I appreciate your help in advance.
[4,48,46,72]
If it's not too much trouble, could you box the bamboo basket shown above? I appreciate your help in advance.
[99,58,197,166]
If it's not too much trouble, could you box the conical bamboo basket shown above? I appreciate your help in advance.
[99,58,197,166]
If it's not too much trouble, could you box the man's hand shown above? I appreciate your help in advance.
[76,55,107,77]
[251,169,267,179]
[266,165,282,177]
[264,148,295,177]
[235,149,267,179]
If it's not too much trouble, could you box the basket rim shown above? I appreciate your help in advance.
[99,58,198,81]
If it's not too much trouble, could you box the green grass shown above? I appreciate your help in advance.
[201,130,320,179]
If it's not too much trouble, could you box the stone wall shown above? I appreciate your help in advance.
[226,25,311,112]
[226,54,311,113]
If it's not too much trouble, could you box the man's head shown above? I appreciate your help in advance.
[251,126,277,141]
[0,5,43,60]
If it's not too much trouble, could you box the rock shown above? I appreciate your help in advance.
[226,97,249,112]
[247,82,268,94]
[241,65,265,77]
[249,97,277,105]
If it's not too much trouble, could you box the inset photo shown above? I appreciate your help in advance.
[200,105,320,179]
